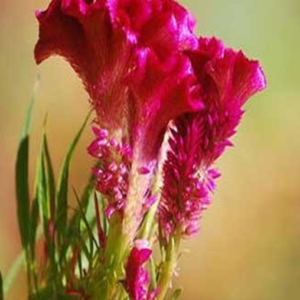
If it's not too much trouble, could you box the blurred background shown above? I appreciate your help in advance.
[0,0,300,299]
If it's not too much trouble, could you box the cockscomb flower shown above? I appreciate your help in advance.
[108,0,198,51]
[159,37,266,241]
[34,0,201,164]
[35,0,203,239]
[34,0,267,298]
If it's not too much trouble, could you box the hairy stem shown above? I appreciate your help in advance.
[91,217,129,300]
[156,236,180,300]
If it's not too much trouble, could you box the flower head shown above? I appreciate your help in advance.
[35,0,202,166]
[35,0,206,240]
[159,37,266,241]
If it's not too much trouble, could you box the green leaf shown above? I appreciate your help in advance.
[59,178,95,264]
[3,251,25,295]
[73,188,99,250]
[21,79,39,139]
[35,123,60,284]
[42,130,58,280]
[56,111,92,245]
[15,137,30,249]
[36,141,49,238]
[168,289,182,300]
[0,269,3,300]
[30,197,39,259]
[15,78,39,250]
[44,132,56,216]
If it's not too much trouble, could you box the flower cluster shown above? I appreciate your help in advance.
[159,116,221,240]
[88,125,132,218]
[159,37,266,241]
[35,0,266,299]
[35,0,202,166]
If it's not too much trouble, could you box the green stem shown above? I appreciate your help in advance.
[156,236,180,300]
[139,200,159,241]
[91,217,129,300]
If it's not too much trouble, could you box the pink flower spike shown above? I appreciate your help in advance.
[159,37,266,241]
[88,125,132,218]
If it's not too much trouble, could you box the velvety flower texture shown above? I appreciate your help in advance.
[159,37,266,240]
[35,0,266,246]
[35,0,202,165]
[35,0,266,297]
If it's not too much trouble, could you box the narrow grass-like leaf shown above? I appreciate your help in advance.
[0,269,3,300]
[15,79,39,250]
[30,197,39,259]
[36,144,49,237]
[56,111,92,245]
[33,122,58,285]
[73,188,99,250]
[15,137,30,249]
[168,289,182,300]
[59,174,95,264]
[44,133,56,217]
[3,251,25,294]
[42,130,58,281]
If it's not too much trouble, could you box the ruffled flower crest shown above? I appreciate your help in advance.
[35,0,202,165]
[107,0,198,52]
[35,0,134,136]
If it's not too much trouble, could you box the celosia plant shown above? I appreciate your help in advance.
[1,0,266,300]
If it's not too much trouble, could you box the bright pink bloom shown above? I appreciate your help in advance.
[88,125,158,218]
[35,0,266,244]
[108,0,198,51]
[125,242,156,300]
[35,0,202,165]
[35,0,204,240]
[159,37,266,240]
[88,125,132,218]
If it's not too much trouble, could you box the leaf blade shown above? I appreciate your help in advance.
[56,111,92,245]
[0,269,3,300]
[168,289,182,300]
[15,79,39,250]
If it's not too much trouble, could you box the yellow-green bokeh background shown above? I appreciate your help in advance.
[1,0,300,299]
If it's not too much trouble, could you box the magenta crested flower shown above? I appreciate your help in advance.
[35,0,204,240]
[125,241,157,300]
[107,0,198,51]
[159,37,266,241]
[34,0,267,298]
[35,0,202,165]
